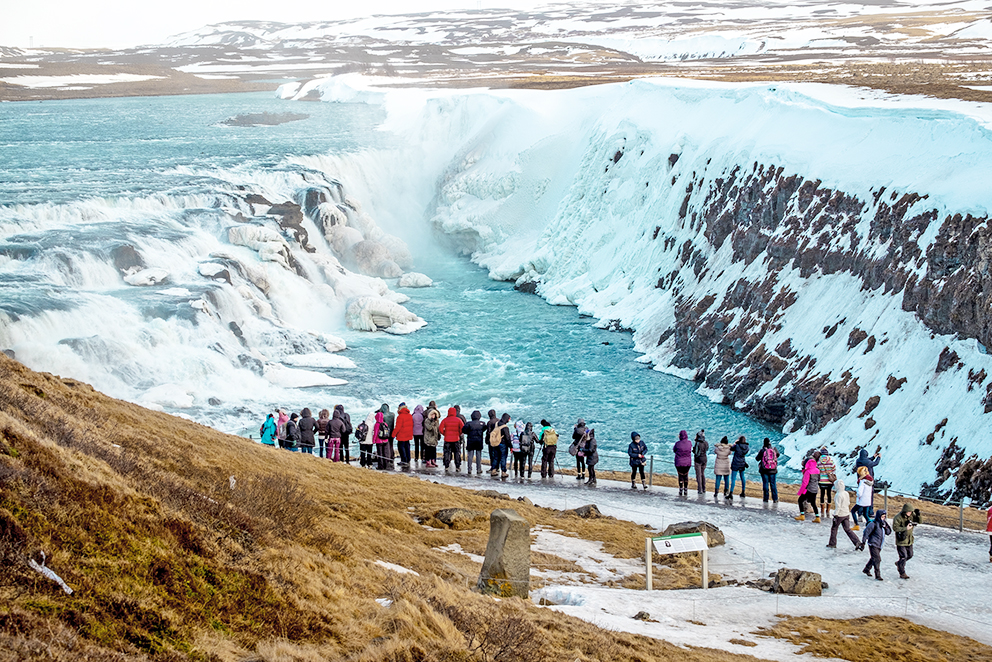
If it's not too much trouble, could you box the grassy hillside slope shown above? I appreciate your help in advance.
[0,354,757,662]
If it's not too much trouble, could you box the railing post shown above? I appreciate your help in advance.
[645,537,653,591]
[883,486,887,512]
[648,456,654,487]
[959,501,964,532]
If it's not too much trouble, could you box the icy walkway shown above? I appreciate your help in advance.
[411,468,992,657]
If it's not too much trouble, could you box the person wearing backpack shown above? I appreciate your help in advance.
[571,418,589,481]
[628,432,648,490]
[518,422,537,478]
[861,509,891,581]
[756,438,779,502]
[489,413,512,477]
[795,451,821,522]
[713,436,732,499]
[335,404,353,464]
[539,419,558,478]
[259,413,277,447]
[276,410,289,448]
[285,413,301,452]
[440,407,463,472]
[485,409,499,476]
[463,410,486,474]
[355,420,371,467]
[692,430,708,494]
[817,446,837,518]
[423,407,441,467]
[373,407,393,470]
[511,421,527,478]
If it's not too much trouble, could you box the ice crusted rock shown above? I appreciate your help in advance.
[352,240,402,278]
[123,268,169,286]
[263,364,347,387]
[398,272,433,288]
[477,509,530,599]
[228,225,291,268]
[771,568,822,596]
[345,296,425,333]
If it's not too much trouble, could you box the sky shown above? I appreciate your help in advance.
[1,0,555,50]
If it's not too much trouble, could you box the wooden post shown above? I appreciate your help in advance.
[645,537,653,591]
[883,486,888,512]
[959,502,964,532]
[648,456,654,487]
[701,531,709,590]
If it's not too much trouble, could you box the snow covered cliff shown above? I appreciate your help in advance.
[300,76,992,501]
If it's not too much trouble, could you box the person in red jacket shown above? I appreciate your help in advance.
[393,403,414,467]
[439,407,463,472]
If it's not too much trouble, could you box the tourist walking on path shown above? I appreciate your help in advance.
[335,404,353,464]
[393,403,414,466]
[861,509,891,581]
[464,410,486,474]
[892,503,922,579]
[328,407,348,462]
[440,407,463,472]
[581,428,599,486]
[316,409,331,458]
[756,438,778,502]
[259,413,277,447]
[728,435,749,500]
[572,419,589,481]
[423,407,440,467]
[412,405,425,464]
[628,432,648,490]
[539,420,558,478]
[713,436,732,498]
[827,480,861,549]
[852,467,875,530]
[285,413,301,451]
[817,446,837,518]
[795,452,821,521]
[674,430,693,496]
[693,430,708,494]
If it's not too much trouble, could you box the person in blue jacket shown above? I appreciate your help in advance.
[861,509,892,581]
[259,413,277,446]
[728,435,750,499]
[628,432,648,490]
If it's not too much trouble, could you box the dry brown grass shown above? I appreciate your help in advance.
[0,354,772,662]
[754,615,991,662]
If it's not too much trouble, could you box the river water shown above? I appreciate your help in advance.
[0,91,787,478]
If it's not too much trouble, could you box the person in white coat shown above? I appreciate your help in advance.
[852,467,874,531]
[826,480,861,549]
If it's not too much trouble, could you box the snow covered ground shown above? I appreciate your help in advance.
[419,471,992,658]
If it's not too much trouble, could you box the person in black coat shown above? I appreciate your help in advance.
[729,435,749,498]
[463,410,487,474]
[334,404,353,463]
[285,413,302,451]
[298,408,317,455]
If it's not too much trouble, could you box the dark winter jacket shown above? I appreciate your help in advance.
[285,419,301,447]
[317,412,330,438]
[464,410,487,450]
[730,438,750,472]
[756,445,778,475]
[334,404,352,436]
[862,512,892,549]
[692,432,708,465]
[673,430,693,468]
[328,409,348,439]
[412,405,425,436]
[298,410,317,448]
[628,438,647,467]
[498,413,513,446]
[519,423,537,454]
[393,406,414,442]
[440,407,462,443]
[572,421,587,444]
[581,432,599,467]
[379,404,395,435]
[893,504,922,547]
[855,449,881,478]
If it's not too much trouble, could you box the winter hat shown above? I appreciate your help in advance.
[819,446,828,453]
[679,430,689,442]
[631,431,640,441]
[900,503,914,514]
[290,413,299,420]
[577,418,585,426]
[515,420,525,433]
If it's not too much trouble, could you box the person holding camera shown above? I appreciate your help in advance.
[892,503,923,579]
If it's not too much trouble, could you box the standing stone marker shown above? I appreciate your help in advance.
[477,509,530,598]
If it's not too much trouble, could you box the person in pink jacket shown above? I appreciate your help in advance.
[795,452,821,522]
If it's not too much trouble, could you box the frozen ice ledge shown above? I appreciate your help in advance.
[291,75,992,502]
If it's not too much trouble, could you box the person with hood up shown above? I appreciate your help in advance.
[861,509,891,580]
[826,480,861,549]
[335,404,353,463]
[316,409,331,458]
[360,408,378,467]
[795,451,821,521]
[285,413,301,451]
[756,438,779,503]
[373,406,393,470]
[713,436,732,498]
[728,435,750,499]
[393,403,414,467]
[518,422,537,478]
[440,407,463,472]
[488,413,512,477]
[276,410,289,448]
[673,430,693,496]
[423,406,440,467]
[463,410,486,474]
[539,420,558,478]
[581,428,599,486]
[628,432,648,490]
[328,407,348,462]
[817,446,837,518]
[412,405,425,464]
[298,408,317,455]
[511,421,528,478]
[855,446,881,478]
[572,418,589,481]
[892,503,922,579]
[692,430,708,494]
[259,413,277,447]
[485,410,500,476]
[852,466,874,530]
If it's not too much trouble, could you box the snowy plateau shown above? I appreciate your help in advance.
[280,73,992,502]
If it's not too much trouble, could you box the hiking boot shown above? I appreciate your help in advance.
[899,573,910,580]
[642,482,648,490]
[826,544,836,548]
[631,481,637,489]
[875,576,884,581]
[813,516,821,523]
[852,524,860,531]
[726,494,733,501]
[857,543,865,551]
[794,514,805,521]
[863,568,872,577]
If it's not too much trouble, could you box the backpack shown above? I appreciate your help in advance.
[543,428,558,446]
[489,424,505,447]
[377,421,391,440]
[569,433,587,457]
[519,432,533,454]
[355,421,368,443]
[761,448,778,472]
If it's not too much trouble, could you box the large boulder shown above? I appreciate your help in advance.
[435,508,486,529]
[477,509,530,599]
[660,521,725,547]
[566,504,602,519]
[398,272,433,288]
[345,296,425,334]
[771,568,822,596]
